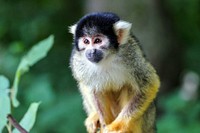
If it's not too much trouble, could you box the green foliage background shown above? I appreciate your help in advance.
[0,0,86,132]
[0,0,200,133]
[157,0,200,132]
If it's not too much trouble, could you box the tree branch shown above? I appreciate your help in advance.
[7,114,28,133]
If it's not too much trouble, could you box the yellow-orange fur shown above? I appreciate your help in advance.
[83,77,159,133]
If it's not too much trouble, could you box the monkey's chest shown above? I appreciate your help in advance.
[76,58,129,91]
[99,85,134,124]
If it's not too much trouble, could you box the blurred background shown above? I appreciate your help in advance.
[0,0,200,133]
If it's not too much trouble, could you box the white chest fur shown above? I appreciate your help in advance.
[73,54,131,91]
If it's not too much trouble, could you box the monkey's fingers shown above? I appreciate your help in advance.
[102,119,133,133]
[85,112,100,133]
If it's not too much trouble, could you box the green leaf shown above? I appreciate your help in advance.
[0,75,11,132]
[0,75,10,90]
[11,35,54,107]
[12,102,40,133]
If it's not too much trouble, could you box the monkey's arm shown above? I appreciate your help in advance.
[106,76,160,132]
[79,84,100,133]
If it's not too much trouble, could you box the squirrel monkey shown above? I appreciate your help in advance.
[69,12,160,133]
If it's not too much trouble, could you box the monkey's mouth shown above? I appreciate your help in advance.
[85,49,103,63]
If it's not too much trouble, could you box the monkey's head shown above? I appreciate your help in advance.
[69,12,132,64]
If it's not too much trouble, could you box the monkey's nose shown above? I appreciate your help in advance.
[86,49,96,58]
[90,49,96,54]
[85,49,103,63]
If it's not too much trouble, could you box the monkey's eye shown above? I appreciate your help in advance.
[83,39,90,44]
[94,38,102,44]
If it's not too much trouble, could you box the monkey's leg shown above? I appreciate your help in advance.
[104,81,159,133]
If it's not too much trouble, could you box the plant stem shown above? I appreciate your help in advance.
[6,122,12,133]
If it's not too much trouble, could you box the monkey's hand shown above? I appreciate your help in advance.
[85,112,100,133]
[103,118,132,133]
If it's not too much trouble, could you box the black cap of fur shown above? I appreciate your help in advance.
[74,12,120,51]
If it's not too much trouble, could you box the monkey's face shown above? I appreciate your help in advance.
[77,34,112,63]
[69,13,133,87]
[69,12,132,64]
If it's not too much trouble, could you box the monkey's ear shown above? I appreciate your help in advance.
[69,24,77,35]
[113,20,132,45]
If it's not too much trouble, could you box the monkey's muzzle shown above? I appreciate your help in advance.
[85,49,103,63]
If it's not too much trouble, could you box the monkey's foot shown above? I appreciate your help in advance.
[85,112,100,133]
